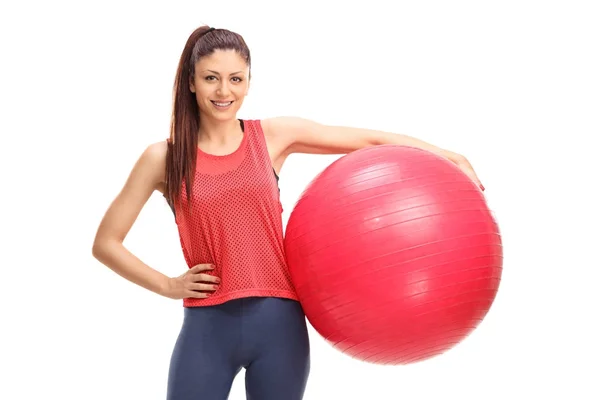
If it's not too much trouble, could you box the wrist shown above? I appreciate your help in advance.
[157,275,173,297]
[436,148,461,161]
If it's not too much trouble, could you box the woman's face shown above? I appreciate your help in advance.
[190,49,250,121]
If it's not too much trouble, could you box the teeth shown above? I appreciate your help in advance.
[213,101,232,106]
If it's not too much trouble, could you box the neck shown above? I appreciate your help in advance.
[198,117,242,145]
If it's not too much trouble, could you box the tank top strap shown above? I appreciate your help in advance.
[242,119,270,160]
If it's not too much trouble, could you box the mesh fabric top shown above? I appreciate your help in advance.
[173,119,298,307]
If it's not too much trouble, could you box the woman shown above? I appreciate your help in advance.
[92,25,484,400]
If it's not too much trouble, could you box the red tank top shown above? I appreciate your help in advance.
[173,119,299,307]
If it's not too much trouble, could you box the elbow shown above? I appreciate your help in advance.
[92,235,117,261]
[92,238,105,260]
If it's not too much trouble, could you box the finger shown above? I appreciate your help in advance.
[185,290,211,299]
[190,282,219,292]
[194,273,221,284]
[468,172,484,191]
[466,170,481,187]
[448,153,484,191]
[189,264,202,272]
[191,263,214,272]
[457,163,483,191]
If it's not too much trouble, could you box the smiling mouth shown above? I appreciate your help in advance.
[211,100,233,107]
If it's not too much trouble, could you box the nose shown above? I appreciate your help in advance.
[217,80,232,97]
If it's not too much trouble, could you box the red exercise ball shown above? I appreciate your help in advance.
[284,145,502,365]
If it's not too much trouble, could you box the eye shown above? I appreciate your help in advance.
[231,77,242,83]
[205,75,217,81]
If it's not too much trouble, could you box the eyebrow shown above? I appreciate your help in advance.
[204,70,244,75]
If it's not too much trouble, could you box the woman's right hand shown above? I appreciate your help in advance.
[163,263,220,300]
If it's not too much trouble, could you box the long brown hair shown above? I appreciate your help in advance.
[165,26,251,210]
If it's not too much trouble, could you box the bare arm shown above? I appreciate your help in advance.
[264,116,444,156]
[91,141,171,296]
[263,116,484,190]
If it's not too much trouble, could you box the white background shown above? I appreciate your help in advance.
[1,0,599,399]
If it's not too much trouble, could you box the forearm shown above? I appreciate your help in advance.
[370,130,445,154]
[92,239,170,296]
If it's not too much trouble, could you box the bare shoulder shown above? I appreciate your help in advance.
[261,116,321,156]
[261,116,317,136]
[143,140,168,162]
[138,140,167,166]
[138,140,169,192]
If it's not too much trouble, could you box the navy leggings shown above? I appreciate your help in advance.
[166,297,311,399]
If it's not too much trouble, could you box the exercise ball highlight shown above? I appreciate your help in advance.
[284,145,502,365]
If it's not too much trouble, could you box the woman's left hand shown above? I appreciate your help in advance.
[439,150,485,191]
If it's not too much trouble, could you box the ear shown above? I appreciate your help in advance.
[189,76,196,93]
